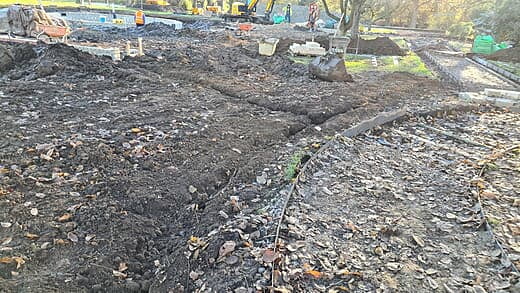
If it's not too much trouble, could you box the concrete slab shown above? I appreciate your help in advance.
[72,44,121,61]
[459,91,520,112]
[484,88,520,100]
[49,11,183,29]
[289,41,326,56]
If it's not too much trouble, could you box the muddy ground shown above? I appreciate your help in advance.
[1,24,457,292]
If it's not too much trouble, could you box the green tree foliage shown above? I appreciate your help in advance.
[447,22,474,40]
[493,0,520,42]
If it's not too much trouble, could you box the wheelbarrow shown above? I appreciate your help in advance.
[36,24,71,43]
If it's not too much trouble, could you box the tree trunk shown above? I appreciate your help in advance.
[350,1,362,39]
[320,0,340,21]
[409,0,419,28]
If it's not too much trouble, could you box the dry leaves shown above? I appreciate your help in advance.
[0,256,25,269]
[25,233,39,240]
[218,241,236,258]
[304,270,322,278]
[262,249,278,263]
[58,213,72,222]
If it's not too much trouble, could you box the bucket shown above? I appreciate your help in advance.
[259,38,279,56]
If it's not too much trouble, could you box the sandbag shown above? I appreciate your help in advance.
[309,54,353,82]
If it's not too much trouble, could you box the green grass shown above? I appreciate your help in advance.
[291,53,432,77]
[343,53,433,77]
[448,40,473,53]
[284,151,304,181]
[390,37,409,50]
[487,60,520,76]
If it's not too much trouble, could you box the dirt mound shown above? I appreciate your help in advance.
[0,43,37,74]
[486,47,520,63]
[34,43,117,78]
[348,36,406,56]
[276,37,304,53]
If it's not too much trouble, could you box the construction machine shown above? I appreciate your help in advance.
[222,0,276,24]
[136,0,171,12]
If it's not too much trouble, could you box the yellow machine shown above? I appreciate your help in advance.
[146,0,169,5]
[191,7,204,14]
[206,5,221,14]
[223,0,276,24]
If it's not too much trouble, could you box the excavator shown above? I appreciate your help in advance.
[222,0,276,24]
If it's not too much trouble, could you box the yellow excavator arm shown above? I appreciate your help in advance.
[247,0,275,18]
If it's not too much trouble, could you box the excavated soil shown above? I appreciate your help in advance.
[486,47,520,64]
[274,35,406,56]
[0,27,452,292]
[347,36,406,56]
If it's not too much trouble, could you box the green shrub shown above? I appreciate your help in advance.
[447,22,475,40]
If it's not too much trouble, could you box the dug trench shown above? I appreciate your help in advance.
[0,29,452,291]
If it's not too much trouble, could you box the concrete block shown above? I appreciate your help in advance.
[484,88,520,100]
[289,41,326,56]
[459,92,488,104]
[72,45,121,61]
[494,97,520,108]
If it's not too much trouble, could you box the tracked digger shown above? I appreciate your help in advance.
[222,0,276,24]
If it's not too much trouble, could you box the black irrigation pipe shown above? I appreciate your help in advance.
[270,108,407,288]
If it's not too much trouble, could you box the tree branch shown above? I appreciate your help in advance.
[321,0,340,21]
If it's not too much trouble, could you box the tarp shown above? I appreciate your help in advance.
[6,5,68,37]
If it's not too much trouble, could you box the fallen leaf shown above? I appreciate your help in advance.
[412,235,425,247]
[0,256,25,269]
[345,221,360,232]
[374,246,384,256]
[131,128,141,133]
[58,213,72,222]
[25,233,39,240]
[54,238,69,245]
[1,237,12,246]
[305,270,322,278]
[112,270,127,278]
[262,249,278,263]
[67,232,78,243]
[219,241,236,258]
[118,262,128,272]
[480,191,498,200]
[336,269,363,277]
[1,222,12,228]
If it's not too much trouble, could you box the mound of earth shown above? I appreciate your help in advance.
[0,43,37,74]
[349,36,406,56]
[486,47,520,63]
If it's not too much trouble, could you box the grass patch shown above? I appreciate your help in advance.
[343,53,433,77]
[487,60,520,76]
[284,151,304,181]
[390,37,409,50]
[381,53,433,77]
[448,40,472,53]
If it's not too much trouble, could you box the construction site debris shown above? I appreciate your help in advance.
[289,41,326,56]
[258,38,279,56]
[6,5,69,38]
